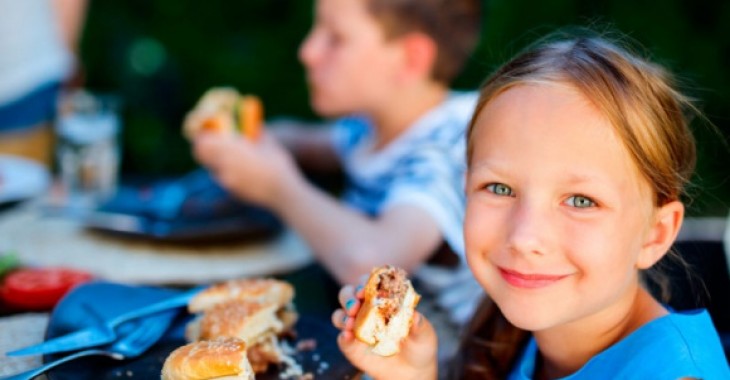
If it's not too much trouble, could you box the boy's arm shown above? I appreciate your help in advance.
[193,133,443,285]
[268,119,342,173]
[275,175,443,284]
[51,0,88,54]
[51,0,88,87]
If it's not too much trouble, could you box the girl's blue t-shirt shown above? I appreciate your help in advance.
[510,309,730,379]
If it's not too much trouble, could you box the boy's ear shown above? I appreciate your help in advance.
[398,32,437,83]
[636,200,684,269]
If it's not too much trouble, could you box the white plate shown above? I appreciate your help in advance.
[0,154,50,204]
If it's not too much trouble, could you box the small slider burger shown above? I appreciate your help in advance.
[161,337,254,380]
[353,265,421,356]
[183,87,263,140]
[184,279,298,374]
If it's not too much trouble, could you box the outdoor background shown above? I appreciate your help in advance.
[78,0,730,216]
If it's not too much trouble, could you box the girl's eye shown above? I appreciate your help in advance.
[565,195,596,208]
[485,183,514,197]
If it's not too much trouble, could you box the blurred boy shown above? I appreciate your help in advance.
[192,0,482,324]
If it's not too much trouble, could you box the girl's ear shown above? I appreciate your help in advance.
[636,200,685,269]
[397,32,437,83]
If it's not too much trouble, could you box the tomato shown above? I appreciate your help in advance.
[0,268,94,310]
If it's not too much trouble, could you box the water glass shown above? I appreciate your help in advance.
[55,90,121,208]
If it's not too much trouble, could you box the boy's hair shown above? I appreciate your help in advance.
[453,30,700,379]
[366,0,482,85]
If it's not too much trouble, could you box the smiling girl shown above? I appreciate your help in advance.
[333,31,730,379]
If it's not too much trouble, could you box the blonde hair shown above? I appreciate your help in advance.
[453,30,699,380]
[466,32,697,206]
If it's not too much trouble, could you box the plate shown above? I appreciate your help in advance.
[0,154,50,204]
[83,169,282,243]
[83,208,282,244]
[45,282,358,379]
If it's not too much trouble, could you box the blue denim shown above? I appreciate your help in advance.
[0,82,61,131]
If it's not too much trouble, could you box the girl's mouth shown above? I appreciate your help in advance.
[498,267,571,289]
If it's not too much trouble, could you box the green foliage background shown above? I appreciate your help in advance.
[80,0,730,216]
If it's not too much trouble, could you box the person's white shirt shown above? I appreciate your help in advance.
[0,0,73,104]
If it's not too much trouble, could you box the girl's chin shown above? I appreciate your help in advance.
[496,302,557,332]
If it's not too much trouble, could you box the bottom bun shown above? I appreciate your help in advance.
[161,337,254,380]
[353,266,421,356]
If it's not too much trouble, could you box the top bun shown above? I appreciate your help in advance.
[188,278,294,313]
[161,337,254,380]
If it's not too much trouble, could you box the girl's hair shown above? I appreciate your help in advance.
[366,0,482,84]
[466,31,697,206]
[452,29,699,379]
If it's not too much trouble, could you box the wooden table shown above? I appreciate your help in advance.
[0,202,313,285]
[0,201,351,378]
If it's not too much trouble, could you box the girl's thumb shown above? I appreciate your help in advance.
[407,312,437,345]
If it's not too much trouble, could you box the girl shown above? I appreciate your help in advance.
[332,31,730,379]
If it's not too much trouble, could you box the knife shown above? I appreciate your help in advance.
[8,286,202,357]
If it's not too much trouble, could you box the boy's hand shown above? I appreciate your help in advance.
[191,132,302,208]
[332,282,438,380]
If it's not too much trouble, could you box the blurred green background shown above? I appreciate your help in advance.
[79,0,730,216]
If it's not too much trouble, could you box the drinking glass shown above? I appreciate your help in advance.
[55,90,121,209]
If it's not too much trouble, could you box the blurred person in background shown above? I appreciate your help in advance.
[0,0,88,166]
[189,0,483,361]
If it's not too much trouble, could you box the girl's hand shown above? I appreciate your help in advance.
[332,282,438,380]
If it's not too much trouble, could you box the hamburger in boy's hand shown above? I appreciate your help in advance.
[353,265,421,356]
[183,87,263,141]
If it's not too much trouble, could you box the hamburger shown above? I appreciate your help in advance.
[183,278,298,374]
[183,87,263,140]
[187,278,295,314]
[353,265,421,356]
[161,337,254,380]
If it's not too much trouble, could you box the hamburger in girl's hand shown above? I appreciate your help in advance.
[332,265,437,380]
[352,265,421,356]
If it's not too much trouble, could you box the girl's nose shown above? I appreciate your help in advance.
[507,200,550,257]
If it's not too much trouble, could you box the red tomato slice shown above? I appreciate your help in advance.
[1,268,94,310]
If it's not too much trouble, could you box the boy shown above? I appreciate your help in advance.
[191,0,482,325]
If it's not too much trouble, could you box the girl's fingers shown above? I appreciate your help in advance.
[338,329,354,343]
[409,312,435,341]
[337,310,438,379]
[354,281,366,299]
[356,274,369,295]
[410,312,423,334]
[332,308,346,329]
[337,274,369,308]
[337,330,369,358]
[331,308,356,331]
[338,285,355,307]
[401,312,438,359]
[338,285,361,317]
